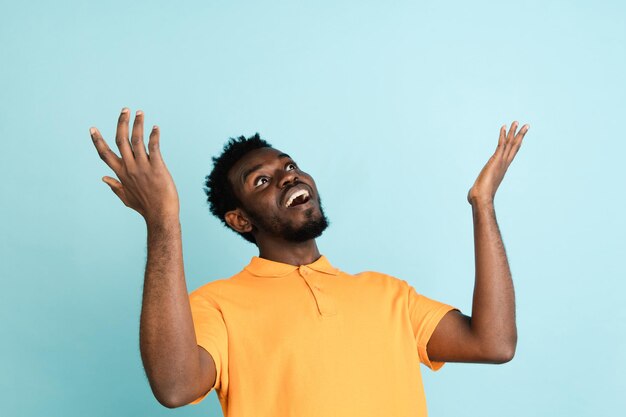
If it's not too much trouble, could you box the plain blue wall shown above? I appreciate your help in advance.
[1,1,624,416]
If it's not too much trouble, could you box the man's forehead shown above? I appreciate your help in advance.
[229,147,291,184]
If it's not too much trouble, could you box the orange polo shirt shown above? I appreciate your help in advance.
[188,255,457,416]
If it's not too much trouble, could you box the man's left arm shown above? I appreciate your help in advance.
[427,121,530,364]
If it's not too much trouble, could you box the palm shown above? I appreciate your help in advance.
[467,121,530,205]
[90,109,180,223]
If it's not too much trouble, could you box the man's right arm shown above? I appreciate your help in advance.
[141,217,216,407]
[90,108,216,407]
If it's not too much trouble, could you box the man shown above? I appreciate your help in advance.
[89,108,529,416]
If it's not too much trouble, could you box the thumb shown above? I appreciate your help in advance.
[102,176,121,187]
[102,176,128,205]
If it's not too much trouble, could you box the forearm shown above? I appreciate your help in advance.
[469,199,517,360]
[91,110,212,405]
[139,217,202,405]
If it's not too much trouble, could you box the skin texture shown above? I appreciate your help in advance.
[224,147,328,265]
[428,121,529,363]
[90,111,528,407]
[90,109,214,407]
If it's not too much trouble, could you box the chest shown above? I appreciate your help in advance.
[221,275,412,358]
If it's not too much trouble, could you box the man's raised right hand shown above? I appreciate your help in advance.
[90,108,180,224]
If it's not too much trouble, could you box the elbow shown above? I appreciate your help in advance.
[159,400,185,410]
[149,380,195,409]
[157,398,180,409]
[154,390,190,409]
[141,357,201,408]
[480,336,517,364]
[490,344,516,364]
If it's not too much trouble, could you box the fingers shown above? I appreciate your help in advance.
[504,122,530,162]
[506,120,519,143]
[115,108,136,166]
[131,110,149,162]
[90,127,123,174]
[147,125,163,163]
[495,124,507,155]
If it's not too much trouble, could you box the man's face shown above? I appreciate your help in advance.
[227,147,329,242]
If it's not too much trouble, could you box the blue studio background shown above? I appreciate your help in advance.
[1,1,624,416]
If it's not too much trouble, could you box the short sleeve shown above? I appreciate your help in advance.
[407,284,457,371]
[188,290,229,404]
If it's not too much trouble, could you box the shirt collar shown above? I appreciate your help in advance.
[244,255,340,278]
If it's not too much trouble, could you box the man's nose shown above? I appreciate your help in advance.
[278,170,298,188]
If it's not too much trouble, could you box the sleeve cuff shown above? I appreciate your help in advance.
[188,341,221,404]
[417,305,458,371]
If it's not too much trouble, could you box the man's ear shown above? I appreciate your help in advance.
[224,209,253,234]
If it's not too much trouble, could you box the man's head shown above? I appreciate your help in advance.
[204,134,328,245]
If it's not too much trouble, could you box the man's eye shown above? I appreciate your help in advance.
[254,177,269,187]
[286,163,297,171]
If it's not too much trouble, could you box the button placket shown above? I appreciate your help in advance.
[298,266,336,316]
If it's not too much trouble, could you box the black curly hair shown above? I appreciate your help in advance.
[204,133,271,244]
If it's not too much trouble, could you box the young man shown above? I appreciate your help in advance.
[89,108,529,416]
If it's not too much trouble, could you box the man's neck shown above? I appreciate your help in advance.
[256,237,321,266]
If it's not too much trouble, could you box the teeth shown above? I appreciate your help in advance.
[286,189,309,207]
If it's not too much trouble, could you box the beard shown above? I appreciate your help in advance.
[246,198,330,243]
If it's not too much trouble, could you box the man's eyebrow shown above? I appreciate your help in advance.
[242,163,263,184]
[241,154,293,184]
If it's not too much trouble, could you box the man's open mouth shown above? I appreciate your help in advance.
[285,189,311,208]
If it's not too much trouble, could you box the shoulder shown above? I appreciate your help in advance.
[191,277,228,295]
[189,268,248,301]
[351,270,405,282]
[344,270,411,291]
